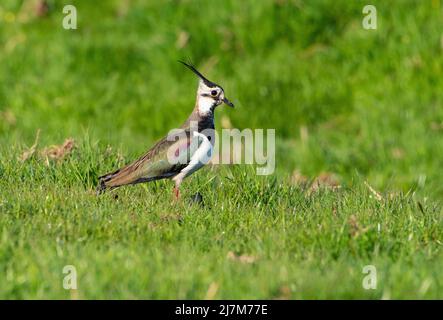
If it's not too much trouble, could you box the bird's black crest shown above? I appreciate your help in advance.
[178,60,217,88]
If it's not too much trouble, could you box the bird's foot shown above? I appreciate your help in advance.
[190,192,204,206]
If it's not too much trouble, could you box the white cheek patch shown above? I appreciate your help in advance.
[198,96,214,115]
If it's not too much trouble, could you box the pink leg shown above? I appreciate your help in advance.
[172,177,182,201]
[173,185,180,200]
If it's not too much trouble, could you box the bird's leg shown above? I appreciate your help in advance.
[173,185,180,200]
[172,178,182,201]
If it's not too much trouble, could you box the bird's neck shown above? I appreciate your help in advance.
[196,97,216,130]
[181,101,215,132]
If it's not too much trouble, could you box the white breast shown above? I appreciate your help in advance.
[173,131,214,183]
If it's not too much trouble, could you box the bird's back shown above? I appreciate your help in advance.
[97,110,215,193]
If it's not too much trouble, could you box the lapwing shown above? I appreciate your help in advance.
[97,61,234,199]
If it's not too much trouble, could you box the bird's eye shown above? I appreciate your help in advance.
[210,90,218,97]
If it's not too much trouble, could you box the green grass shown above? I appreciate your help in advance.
[0,0,442,299]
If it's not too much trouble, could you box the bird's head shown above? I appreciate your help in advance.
[179,61,234,116]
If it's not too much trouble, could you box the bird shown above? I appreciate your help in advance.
[97,61,234,199]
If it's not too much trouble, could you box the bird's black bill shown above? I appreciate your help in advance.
[223,97,234,108]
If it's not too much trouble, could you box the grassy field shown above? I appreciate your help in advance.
[0,0,442,299]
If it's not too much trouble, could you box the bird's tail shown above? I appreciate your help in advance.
[96,168,124,195]
[97,161,148,195]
